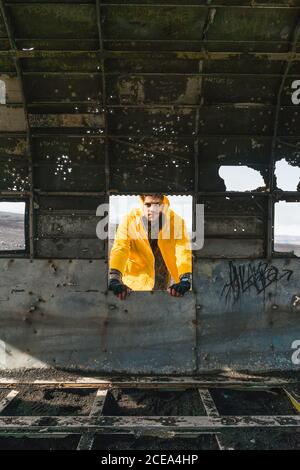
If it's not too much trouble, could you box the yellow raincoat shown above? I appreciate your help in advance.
[109,195,192,290]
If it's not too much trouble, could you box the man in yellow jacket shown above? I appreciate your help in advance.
[108,194,192,300]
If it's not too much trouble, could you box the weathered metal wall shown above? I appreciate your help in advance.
[1,2,300,373]
[195,258,300,372]
[0,258,299,373]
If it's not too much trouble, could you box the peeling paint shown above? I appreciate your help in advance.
[117,76,145,104]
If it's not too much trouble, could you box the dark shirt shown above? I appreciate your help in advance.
[142,213,170,290]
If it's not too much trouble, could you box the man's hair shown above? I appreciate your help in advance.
[140,194,164,202]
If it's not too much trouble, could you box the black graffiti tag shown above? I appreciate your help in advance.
[221,261,293,303]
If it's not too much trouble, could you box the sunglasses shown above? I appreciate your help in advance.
[144,202,163,208]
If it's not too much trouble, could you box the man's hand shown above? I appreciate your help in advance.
[108,279,132,300]
[168,274,191,297]
[168,279,191,297]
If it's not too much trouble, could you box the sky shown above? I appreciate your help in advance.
[109,195,193,232]
[219,160,300,192]
[275,201,300,239]
[0,202,25,214]
[219,166,265,191]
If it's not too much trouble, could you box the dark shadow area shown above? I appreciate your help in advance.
[210,388,296,415]
[1,386,96,416]
[220,429,300,450]
[102,388,206,416]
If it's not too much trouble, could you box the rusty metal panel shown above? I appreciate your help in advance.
[97,291,196,374]
[0,136,27,158]
[32,136,106,192]
[37,195,106,211]
[195,196,266,257]
[0,57,14,71]
[195,239,264,258]
[34,193,106,257]
[204,57,286,74]
[0,106,26,131]
[0,260,196,373]
[102,1,300,5]
[0,39,9,51]
[36,214,102,239]
[107,75,201,105]
[29,113,105,129]
[0,258,299,372]
[35,238,105,259]
[101,5,297,45]
[103,5,209,41]
[34,198,107,258]
[108,107,196,136]
[278,108,300,136]
[199,196,268,215]
[109,137,194,192]
[198,135,271,167]
[0,0,299,375]
[195,258,300,372]
[16,39,99,51]
[0,160,29,191]
[23,75,103,103]
[34,165,106,192]
[0,10,7,38]
[6,4,97,39]
[197,106,274,137]
[207,7,296,42]
[265,259,300,315]
[32,136,105,163]
[0,75,22,103]
[21,57,102,73]
[195,74,298,108]
[28,102,103,114]
[106,58,200,73]
[104,39,294,53]
[204,216,264,238]
[276,139,300,164]
[203,75,280,105]
[196,105,300,138]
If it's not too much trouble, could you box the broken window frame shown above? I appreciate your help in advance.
[272,194,300,258]
[218,165,268,193]
[108,193,194,292]
[0,198,29,257]
[274,158,300,193]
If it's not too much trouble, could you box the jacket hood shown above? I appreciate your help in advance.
[138,195,170,207]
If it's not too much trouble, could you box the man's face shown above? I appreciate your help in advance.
[142,196,163,222]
